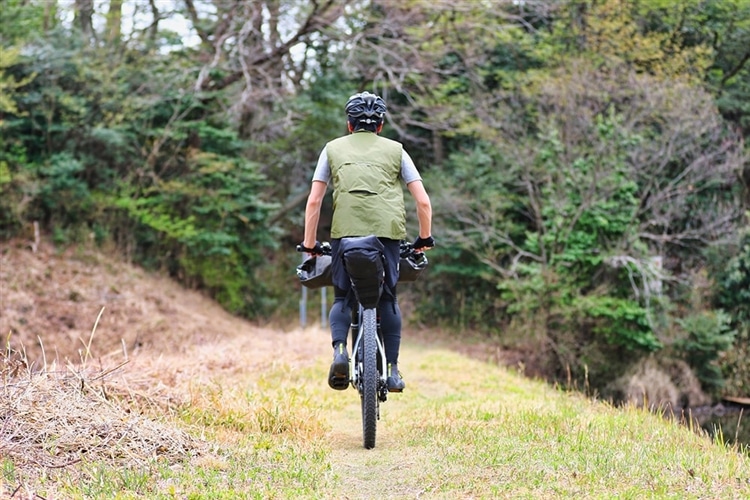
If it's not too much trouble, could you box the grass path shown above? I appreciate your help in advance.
[324,384,432,498]
[310,335,750,499]
[322,341,500,498]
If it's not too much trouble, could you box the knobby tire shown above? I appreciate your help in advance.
[361,307,378,449]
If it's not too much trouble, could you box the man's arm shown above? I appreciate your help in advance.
[407,180,432,239]
[303,180,328,249]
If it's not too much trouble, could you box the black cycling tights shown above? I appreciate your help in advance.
[329,294,402,365]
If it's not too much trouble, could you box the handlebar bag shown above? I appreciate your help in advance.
[296,255,333,289]
[399,252,428,282]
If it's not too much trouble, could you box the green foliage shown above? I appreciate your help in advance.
[0,0,50,46]
[527,114,641,281]
[572,296,661,352]
[0,42,37,236]
[409,246,508,334]
[637,0,750,134]
[674,310,736,392]
[715,227,750,326]
[114,152,278,316]
[0,133,33,237]
[399,0,745,392]
[291,70,353,156]
[0,24,286,318]
[0,47,35,115]
[713,225,750,393]
[39,153,92,225]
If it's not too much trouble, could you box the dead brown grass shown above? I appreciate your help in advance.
[0,237,265,491]
[0,347,202,485]
[0,237,331,494]
[0,238,255,364]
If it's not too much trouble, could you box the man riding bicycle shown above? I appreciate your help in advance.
[300,90,434,392]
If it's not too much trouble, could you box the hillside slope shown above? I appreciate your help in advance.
[0,239,259,364]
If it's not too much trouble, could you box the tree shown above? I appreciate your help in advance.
[105,0,123,45]
[345,0,746,386]
[0,48,34,117]
[74,0,94,40]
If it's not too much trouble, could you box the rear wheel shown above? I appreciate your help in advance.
[361,307,378,449]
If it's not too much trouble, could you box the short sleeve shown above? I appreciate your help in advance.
[401,150,422,184]
[312,147,331,183]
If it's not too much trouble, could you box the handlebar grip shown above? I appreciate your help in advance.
[297,242,332,256]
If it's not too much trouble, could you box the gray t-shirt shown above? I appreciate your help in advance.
[311,147,422,185]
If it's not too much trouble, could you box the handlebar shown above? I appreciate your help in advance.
[398,241,425,259]
[296,240,424,259]
[296,242,332,256]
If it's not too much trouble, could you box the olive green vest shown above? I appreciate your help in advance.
[326,131,406,240]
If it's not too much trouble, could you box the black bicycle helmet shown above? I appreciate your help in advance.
[345,91,387,120]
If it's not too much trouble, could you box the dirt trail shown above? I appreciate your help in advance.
[318,336,466,499]
[325,379,434,498]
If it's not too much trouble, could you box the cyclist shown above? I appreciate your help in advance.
[300,90,434,392]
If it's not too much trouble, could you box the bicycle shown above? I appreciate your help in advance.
[296,236,428,449]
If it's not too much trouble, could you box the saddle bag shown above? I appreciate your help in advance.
[340,236,385,309]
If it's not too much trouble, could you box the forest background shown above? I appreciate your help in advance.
[2,0,750,407]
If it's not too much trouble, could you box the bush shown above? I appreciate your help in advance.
[674,310,735,393]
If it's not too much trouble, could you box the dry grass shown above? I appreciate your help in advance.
[0,238,244,495]
[0,237,333,496]
[0,238,255,365]
[0,345,202,487]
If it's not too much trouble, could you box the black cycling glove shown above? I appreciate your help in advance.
[298,241,325,256]
[413,235,435,250]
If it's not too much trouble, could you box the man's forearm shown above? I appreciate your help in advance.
[417,200,432,238]
[304,202,321,247]
[303,181,327,247]
[407,180,432,238]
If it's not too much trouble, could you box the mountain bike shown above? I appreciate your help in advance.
[296,236,427,449]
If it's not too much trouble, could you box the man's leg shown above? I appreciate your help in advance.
[327,287,352,390]
[378,297,401,365]
[378,238,406,392]
[379,295,405,392]
[329,288,351,348]
[380,297,406,392]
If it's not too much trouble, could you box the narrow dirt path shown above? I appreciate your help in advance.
[319,337,460,499]
[326,394,433,499]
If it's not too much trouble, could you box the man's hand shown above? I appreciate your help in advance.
[297,241,326,256]
[413,235,435,252]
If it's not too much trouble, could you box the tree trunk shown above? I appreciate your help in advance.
[147,0,160,43]
[106,0,123,45]
[74,0,94,40]
[43,0,57,32]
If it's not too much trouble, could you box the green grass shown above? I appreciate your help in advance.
[381,348,750,499]
[8,341,750,499]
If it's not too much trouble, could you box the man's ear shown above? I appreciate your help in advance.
[376,123,384,134]
[347,121,354,133]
